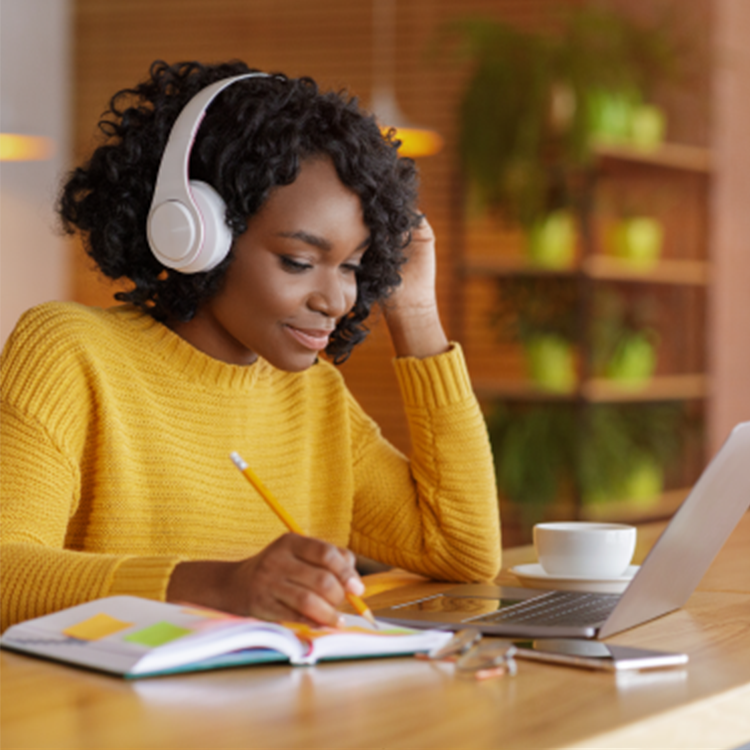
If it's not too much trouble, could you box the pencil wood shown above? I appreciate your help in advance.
[230,452,378,628]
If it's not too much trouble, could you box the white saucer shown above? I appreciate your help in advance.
[510,563,639,594]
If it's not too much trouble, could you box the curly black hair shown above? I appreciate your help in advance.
[58,60,421,363]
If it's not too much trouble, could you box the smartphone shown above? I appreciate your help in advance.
[511,638,688,672]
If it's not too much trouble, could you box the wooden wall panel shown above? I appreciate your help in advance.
[709,0,750,451]
[71,0,572,453]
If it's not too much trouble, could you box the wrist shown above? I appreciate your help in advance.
[383,302,450,359]
[167,559,236,611]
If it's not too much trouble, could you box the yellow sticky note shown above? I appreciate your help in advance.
[63,613,133,641]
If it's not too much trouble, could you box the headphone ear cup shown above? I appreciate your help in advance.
[186,180,233,273]
[148,74,269,273]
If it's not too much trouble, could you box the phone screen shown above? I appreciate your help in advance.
[511,639,688,671]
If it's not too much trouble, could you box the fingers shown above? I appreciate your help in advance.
[410,214,434,243]
[402,215,434,255]
[293,536,362,594]
[261,577,344,629]
[281,536,364,621]
[229,534,364,628]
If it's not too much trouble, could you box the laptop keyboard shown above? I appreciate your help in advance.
[467,591,621,627]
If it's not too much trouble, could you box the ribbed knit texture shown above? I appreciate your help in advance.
[1,302,501,630]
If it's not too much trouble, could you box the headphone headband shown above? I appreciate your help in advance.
[147,72,270,273]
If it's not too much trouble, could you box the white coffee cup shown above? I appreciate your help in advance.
[533,522,637,578]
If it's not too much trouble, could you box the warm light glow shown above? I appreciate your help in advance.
[370,0,443,160]
[0,133,55,161]
[381,125,445,158]
[372,89,444,159]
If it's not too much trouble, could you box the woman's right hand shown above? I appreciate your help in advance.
[166,533,365,627]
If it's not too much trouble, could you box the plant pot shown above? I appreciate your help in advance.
[629,104,666,151]
[582,457,663,508]
[525,335,577,393]
[609,217,664,268]
[605,332,657,388]
[587,89,638,145]
[622,456,664,508]
[527,211,576,268]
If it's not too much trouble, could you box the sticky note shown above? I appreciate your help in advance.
[123,621,192,648]
[63,613,133,641]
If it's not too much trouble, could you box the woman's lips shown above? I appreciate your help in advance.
[284,325,332,351]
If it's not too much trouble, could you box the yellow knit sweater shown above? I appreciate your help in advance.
[0,302,501,630]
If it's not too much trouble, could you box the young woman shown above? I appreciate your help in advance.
[0,60,501,632]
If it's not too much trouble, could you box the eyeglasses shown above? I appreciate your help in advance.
[423,629,517,680]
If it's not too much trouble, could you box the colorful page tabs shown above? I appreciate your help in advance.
[63,613,133,641]
[123,622,192,648]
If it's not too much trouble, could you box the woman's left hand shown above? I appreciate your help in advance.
[385,217,438,315]
[382,216,450,358]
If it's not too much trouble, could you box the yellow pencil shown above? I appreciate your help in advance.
[230,452,378,628]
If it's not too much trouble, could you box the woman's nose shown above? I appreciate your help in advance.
[307,273,356,319]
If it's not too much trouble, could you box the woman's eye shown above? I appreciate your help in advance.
[280,256,312,273]
[342,263,361,274]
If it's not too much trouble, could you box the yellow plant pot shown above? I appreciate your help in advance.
[629,104,666,151]
[525,335,577,393]
[605,333,657,389]
[587,90,636,145]
[623,458,664,508]
[527,211,576,268]
[608,217,664,268]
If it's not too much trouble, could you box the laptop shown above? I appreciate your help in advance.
[374,421,750,639]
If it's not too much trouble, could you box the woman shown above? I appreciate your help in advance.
[0,60,500,632]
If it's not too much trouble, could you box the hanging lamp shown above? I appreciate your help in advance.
[371,0,443,158]
[0,133,55,161]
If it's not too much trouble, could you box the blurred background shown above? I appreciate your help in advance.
[2,0,749,544]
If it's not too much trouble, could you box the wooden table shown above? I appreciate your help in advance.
[2,515,750,750]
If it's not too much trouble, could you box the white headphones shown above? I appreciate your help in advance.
[147,72,270,274]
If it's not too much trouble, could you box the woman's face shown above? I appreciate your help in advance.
[173,156,369,371]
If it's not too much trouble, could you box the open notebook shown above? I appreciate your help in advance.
[0,596,452,678]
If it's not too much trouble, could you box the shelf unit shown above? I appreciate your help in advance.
[592,141,712,173]
[458,142,711,542]
[472,374,708,403]
[464,255,710,286]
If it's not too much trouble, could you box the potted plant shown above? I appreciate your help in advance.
[442,6,686,526]
[446,15,582,248]
[591,286,660,387]
[487,401,684,526]
[563,7,677,151]
[486,402,576,525]
[527,209,577,269]
[607,216,664,268]
[443,6,681,233]
[493,276,579,393]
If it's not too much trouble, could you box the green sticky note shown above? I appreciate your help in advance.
[124,621,192,648]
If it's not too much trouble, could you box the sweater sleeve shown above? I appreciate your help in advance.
[348,343,501,581]
[0,311,181,631]
[0,401,182,632]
